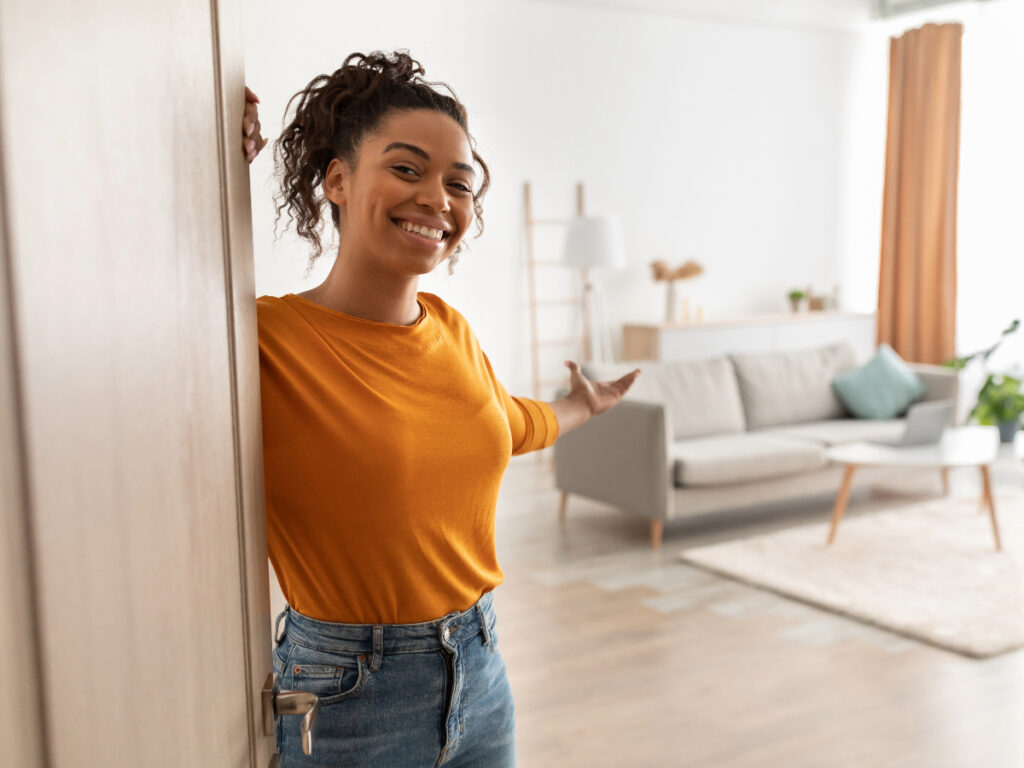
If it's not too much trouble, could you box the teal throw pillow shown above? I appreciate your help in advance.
[831,343,927,420]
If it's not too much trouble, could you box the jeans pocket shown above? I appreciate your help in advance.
[486,613,500,653]
[285,643,368,707]
[272,636,289,676]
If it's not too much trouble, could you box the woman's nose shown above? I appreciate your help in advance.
[415,177,450,212]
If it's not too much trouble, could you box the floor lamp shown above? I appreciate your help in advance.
[563,215,627,364]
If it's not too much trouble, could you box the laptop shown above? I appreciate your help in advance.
[871,399,956,447]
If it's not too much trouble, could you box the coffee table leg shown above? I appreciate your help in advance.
[941,467,950,496]
[827,465,858,545]
[979,465,1002,551]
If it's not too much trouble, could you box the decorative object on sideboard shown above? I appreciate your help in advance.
[787,288,806,313]
[796,285,841,312]
[650,259,704,323]
[564,215,627,364]
[827,285,841,311]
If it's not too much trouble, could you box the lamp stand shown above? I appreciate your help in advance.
[580,269,612,364]
[581,268,593,363]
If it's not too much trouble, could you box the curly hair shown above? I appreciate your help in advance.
[273,50,491,275]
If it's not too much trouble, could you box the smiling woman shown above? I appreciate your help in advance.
[244,50,639,767]
[273,51,489,279]
[315,109,477,288]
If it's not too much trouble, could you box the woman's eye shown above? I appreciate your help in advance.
[449,182,472,194]
[393,165,418,176]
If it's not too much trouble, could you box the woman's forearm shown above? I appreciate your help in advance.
[548,393,593,436]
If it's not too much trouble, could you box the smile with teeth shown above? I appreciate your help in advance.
[394,219,448,242]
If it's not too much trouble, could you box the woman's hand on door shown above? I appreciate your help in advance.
[243,86,269,164]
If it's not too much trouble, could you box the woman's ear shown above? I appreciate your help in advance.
[322,158,348,207]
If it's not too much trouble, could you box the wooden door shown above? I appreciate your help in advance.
[0,1,273,766]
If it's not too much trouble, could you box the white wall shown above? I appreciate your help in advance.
[244,0,861,396]
[524,0,872,31]
[956,1,1024,373]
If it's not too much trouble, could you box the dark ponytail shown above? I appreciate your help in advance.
[273,50,490,273]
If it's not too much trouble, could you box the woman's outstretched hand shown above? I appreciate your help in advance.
[548,360,641,436]
[242,86,269,164]
[565,360,640,416]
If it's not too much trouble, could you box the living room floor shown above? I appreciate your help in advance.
[494,454,1024,768]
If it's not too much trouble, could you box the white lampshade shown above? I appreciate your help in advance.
[562,215,627,270]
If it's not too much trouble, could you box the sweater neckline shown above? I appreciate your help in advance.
[282,292,430,331]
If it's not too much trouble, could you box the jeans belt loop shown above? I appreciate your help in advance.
[475,602,493,647]
[273,605,288,645]
[371,625,384,671]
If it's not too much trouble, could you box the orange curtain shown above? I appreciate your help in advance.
[877,23,963,364]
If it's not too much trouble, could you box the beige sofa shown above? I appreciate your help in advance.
[553,342,959,549]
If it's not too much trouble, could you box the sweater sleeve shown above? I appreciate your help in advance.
[480,351,560,455]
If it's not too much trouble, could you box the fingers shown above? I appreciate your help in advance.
[245,85,260,104]
[615,368,641,390]
[243,101,260,135]
[603,368,640,397]
[242,96,267,164]
[616,368,641,385]
[245,136,263,163]
[563,360,640,391]
[245,136,269,164]
[565,360,589,380]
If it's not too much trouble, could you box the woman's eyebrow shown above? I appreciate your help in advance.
[382,141,475,176]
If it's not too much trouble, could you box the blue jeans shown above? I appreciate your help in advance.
[272,589,515,767]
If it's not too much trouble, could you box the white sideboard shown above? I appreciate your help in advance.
[622,312,876,363]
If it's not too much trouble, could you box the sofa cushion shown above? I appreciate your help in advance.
[671,433,827,488]
[729,342,859,430]
[758,418,906,447]
[831,343,927,419]
[583,357,746,440]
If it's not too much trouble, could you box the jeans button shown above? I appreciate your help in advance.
[442,626,451,642]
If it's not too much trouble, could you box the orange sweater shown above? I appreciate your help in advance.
[256,292,559,624]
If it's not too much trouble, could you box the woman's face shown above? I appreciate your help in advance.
[325,108,477,276]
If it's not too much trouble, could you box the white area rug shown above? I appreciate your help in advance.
[679,488,1024,658]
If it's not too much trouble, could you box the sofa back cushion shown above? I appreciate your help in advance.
[729,342,858,429]
[583,357,746,440]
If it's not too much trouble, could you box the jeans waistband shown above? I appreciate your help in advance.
[274,590,496,656]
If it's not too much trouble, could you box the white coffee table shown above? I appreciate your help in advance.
[823,426,1023,551]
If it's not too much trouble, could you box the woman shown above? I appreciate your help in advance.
[244,51,639,767]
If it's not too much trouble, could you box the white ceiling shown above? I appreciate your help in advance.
[520,0,880,30]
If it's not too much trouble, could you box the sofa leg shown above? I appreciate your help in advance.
[558,491,569,523]
[650,519,663,550]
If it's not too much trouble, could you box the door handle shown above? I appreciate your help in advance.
[262,672,320,757]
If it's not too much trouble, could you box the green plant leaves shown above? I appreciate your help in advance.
[969,373,1024,425]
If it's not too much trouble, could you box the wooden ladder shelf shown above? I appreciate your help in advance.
[523,181,586,401]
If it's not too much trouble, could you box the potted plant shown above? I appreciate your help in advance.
[787,289,806,313]
[969,373,1024,443]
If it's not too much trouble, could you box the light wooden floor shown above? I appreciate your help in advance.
[493,454,1024,768]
